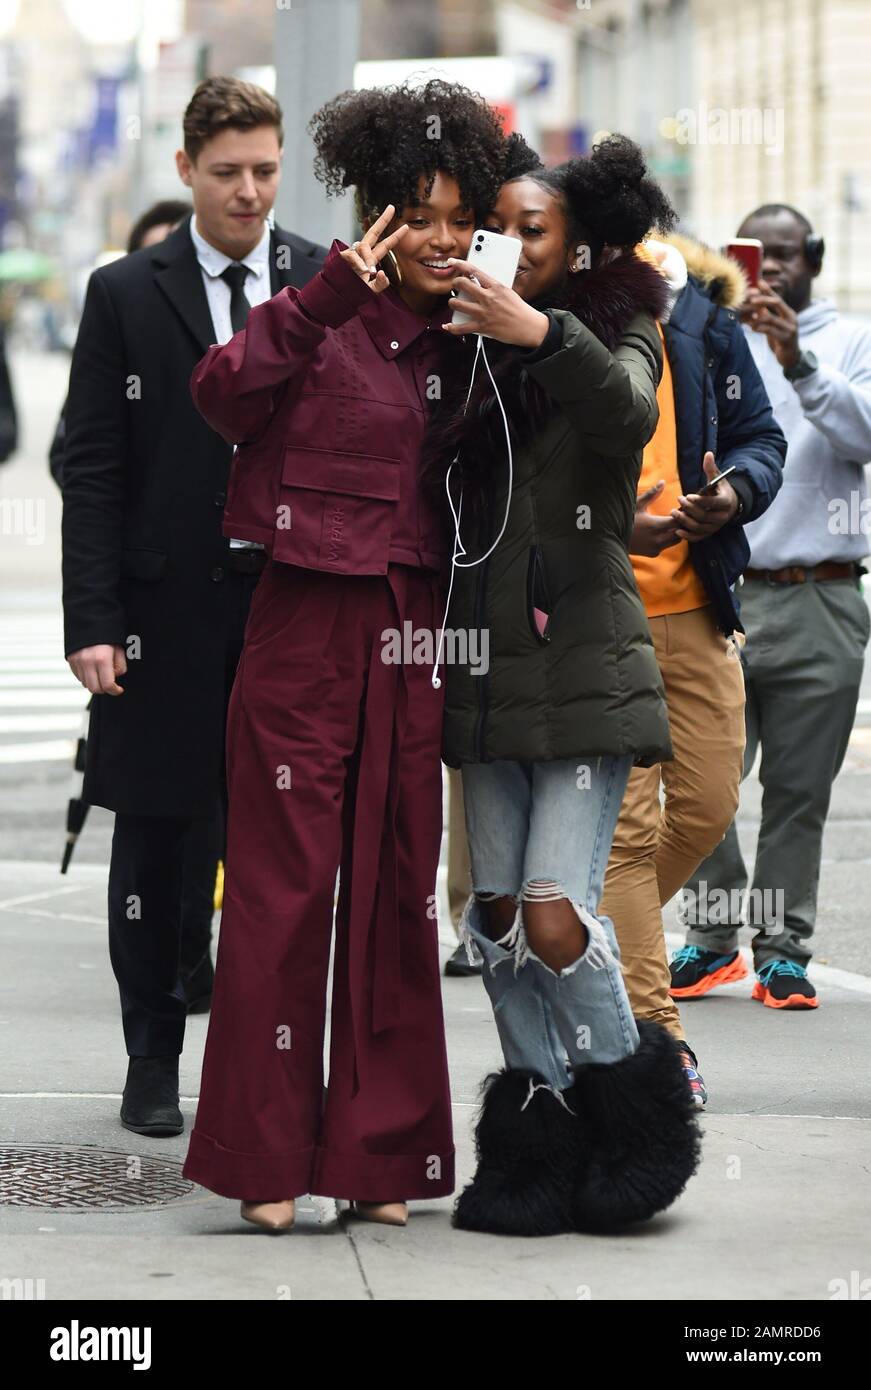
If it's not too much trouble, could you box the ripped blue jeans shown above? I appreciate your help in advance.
[459,755,639,1093]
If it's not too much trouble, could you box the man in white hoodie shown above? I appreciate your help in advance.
[675,204,871,1010]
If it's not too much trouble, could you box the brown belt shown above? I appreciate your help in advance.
[744,561,860,585]
[227,546,268,575]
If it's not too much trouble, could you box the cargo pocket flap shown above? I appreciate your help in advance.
[281,448,400,501]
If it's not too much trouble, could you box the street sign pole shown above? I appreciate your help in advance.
[273,0,361,249]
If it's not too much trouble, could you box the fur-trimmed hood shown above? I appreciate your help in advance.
[554,247,671,349]
[640,233,748,315]
[665,232,748,309]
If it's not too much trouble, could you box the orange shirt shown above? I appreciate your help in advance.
[632,322,709,618]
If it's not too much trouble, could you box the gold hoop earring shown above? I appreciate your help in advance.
[387,248,403,284]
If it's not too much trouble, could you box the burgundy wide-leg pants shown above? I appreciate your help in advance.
[182,560,455,1202]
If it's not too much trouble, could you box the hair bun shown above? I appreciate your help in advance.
[552,134,676,250]
[590,135,647,192]
[504,131,542,181]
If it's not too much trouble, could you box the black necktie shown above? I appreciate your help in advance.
[220,263,251,334]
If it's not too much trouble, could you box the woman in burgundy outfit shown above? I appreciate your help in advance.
[182,81,526,1230]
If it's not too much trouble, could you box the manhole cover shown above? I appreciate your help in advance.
[0,1144,194,1210]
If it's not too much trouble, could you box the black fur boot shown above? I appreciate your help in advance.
[453,1069,581,1236]
[566,1019,702,1233]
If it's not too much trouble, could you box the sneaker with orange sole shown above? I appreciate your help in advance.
[669,945,748,998]
[752,959,818,1009]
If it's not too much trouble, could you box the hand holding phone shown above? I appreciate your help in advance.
[450,229,522,326]
[671,452,740,541]
[724,238,763,289]
[698,464,737,495]
[442,233,549,348]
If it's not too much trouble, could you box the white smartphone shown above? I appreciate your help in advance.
[450,229,522,329]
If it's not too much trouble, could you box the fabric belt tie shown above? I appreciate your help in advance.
[346,565,414,1098]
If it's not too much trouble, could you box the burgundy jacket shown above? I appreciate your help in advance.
[191,239,453,575]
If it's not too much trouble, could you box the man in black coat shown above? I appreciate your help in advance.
[62,77,326,1136]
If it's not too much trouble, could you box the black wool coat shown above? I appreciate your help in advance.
[61,215,327,816]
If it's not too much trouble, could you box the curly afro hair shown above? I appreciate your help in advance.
[502,130,545,183]
[509,133,675,259]
[421,134,675,512]
[308,78,538,225]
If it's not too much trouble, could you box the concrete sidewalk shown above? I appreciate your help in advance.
[3,347,869,1302]
[1,856,869,1302]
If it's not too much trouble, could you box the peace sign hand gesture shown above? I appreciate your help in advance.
[340,204,409,293]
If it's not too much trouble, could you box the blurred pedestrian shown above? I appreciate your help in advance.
[600,233,785,1105]
[0,319,17,466]
[61,77,327,1138]
[676,205,871,1009]
[49,200,191,489]
[444,768,477,975]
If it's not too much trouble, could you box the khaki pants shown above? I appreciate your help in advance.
[600,605,746,1038]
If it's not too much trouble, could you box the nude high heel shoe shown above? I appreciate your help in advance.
[240,1198,296,1231]
[350,1201,408,1226]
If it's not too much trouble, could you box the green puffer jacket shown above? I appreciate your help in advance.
[442,301,672,769]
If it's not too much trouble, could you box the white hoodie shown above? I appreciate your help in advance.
[740,301,871,568]
[638,238,687,325]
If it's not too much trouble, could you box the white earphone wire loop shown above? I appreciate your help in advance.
[431,332,514,688]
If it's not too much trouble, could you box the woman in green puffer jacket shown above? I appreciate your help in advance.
[426,136,701,1237]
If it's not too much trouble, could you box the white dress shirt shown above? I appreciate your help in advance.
[189,214,273,549]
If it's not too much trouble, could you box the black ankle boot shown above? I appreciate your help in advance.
[120,1055,184,1137]
[453,1069,581,1236]
[565,1020,702,1233]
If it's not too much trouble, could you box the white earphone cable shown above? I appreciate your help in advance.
[432,332,514,689]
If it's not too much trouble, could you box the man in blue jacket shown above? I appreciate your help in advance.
[674,205,871,1012]
[601,234,786,1106]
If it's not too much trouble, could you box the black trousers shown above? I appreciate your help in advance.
[108,568,260,1057]
[178,809,223,981]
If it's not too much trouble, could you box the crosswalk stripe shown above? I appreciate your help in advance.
[0,647,66,657]
[0,739,75,763]
[0,674,78,687]
[0,607,82,761]
[0,714,82,733]
[0,659,70,671]
[0,689,88,707]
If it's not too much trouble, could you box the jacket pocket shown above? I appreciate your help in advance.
[274,448,400,575]
[120,547,168,582]
[526,545,552,644]
[283,392,410,462]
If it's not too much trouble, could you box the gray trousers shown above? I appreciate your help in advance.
[682,574,869,967]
